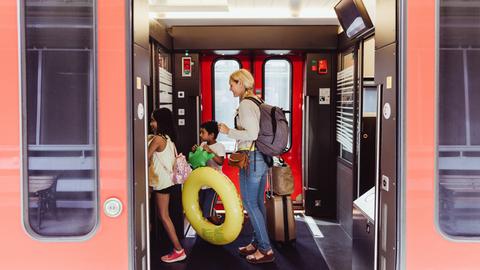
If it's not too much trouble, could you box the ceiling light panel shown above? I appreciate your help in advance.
[148,0,345,25]
[149,0,229,12]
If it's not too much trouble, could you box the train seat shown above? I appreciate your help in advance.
[55,178,95,208]
[28,175,58,229]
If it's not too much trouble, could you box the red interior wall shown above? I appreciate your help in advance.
[200,56,214,122]
[200,54,303,202]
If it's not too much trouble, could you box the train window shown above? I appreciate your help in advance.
[437,1,480,238]
[21,0,97,238]
[213,59,241,152]
[264,59,292,150]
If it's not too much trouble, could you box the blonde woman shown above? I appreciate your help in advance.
[218,69,275,264]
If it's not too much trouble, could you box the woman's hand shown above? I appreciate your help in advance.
[192,144,199,152]
[218,123,230,134]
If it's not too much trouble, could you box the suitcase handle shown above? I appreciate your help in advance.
[283,195,290,241]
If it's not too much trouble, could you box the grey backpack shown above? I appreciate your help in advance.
[245,97,289,156]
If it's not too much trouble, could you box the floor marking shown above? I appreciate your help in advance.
[304,215,324,238]
[185,224,197,238]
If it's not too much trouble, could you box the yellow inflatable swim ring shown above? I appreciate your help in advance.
[182,167,244,245]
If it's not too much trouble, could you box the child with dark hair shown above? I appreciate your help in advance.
[192,120,226,225]
[148,108,186,263]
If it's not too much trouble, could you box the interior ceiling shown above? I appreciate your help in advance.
[149,0,344,27]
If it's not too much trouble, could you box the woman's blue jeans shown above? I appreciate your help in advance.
[239,150,271,252]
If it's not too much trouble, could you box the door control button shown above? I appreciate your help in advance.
[137,103,144,120]
[381,175,390,192]
[104,197,123,218]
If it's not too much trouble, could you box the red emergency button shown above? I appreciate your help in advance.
[318,59,328,74]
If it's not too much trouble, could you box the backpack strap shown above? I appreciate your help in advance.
[244,97,262,156]
[270,107,277,144]
[244,96,263,106]
[245,97,278,144]
[236,97,261,131]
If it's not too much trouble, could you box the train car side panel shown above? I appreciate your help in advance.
[406,0,480,268]
[0,1,130,269]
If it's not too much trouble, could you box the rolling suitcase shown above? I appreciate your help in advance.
[265,169,296,243]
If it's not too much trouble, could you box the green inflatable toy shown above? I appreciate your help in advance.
[188,147,215,169]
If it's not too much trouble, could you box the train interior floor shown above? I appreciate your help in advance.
[150,214,352,270]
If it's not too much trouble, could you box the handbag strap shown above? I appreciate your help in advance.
[234,141,255,155]
[248,141,255,151]
[266,167,273,198]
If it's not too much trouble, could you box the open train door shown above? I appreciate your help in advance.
[0,1,150,269]
[253,54,305,205]
[200,52,306,205]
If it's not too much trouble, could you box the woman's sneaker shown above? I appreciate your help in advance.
[161,248,186,263]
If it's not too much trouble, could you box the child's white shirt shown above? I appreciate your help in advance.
[200,141,226,171]
[199,141,226,190]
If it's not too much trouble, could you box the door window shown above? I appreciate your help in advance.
[264,59,292,150]
[437,0,480,238]
[22,0,97,238]
[213,59,241,152]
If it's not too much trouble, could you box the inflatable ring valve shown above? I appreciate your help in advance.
[188,147,215,169]
[182,167,244,245]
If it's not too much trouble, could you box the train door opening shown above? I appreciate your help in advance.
[144,1,397,270]
[200,53,305,207]
[145,24,374,270]
[145,18,340,266]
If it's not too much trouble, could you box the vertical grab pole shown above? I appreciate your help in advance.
[374,84,383,270]
[196,96,200,145]
[143,85,151,270]
[302,95,310,207]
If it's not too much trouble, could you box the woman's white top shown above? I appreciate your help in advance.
[227,97,260,151]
